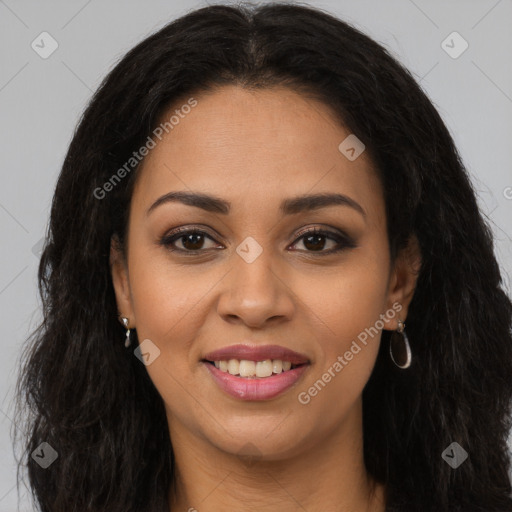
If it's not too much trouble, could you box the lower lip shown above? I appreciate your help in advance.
[203,362,309,401]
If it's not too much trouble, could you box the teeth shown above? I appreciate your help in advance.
[213,358,298,378]
[227,359,239,375]
[239,360,256,378]
[256,360,273,378]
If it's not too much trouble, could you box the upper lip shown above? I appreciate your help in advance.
[203,344,310,365]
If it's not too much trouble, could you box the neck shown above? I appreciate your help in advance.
[167,399,386,512]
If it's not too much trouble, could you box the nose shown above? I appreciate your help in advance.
[216,248,295,328]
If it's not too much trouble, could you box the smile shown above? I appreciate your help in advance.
[202,359,310,400]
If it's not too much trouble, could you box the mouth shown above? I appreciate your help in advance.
[201,358,311,401]
[201,344,311,400]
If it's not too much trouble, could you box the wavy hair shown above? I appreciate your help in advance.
[13,2,512,511]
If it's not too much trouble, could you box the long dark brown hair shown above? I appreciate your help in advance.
[13,2,512,511]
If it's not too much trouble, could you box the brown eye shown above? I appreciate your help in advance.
[290,227,356,254]
[160,228,220,252]
[298,231,331,251]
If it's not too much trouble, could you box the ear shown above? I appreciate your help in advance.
[110,235,136,326]
[383,234,422,330]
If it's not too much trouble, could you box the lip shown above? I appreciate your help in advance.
[203,344,310,365]
[203,361,309,401]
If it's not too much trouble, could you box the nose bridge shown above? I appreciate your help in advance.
[235,238,276,294]
[217,236,294,326]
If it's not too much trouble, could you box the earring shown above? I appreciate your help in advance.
[120,316,132,348]
[389,319,412,369]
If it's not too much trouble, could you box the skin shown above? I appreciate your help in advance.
[111,84,421,511]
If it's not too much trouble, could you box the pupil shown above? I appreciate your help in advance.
[183,233,203,250]
[304,234,325,251]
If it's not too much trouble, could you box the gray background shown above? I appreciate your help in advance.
[1,0,511,509]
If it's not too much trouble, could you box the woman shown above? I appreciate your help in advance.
[13,2,512,511]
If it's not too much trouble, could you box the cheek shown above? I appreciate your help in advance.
[126,249,210,419]
[311,246,389,348]
[297,248,389,410]
[127,238,211,340]
[126,244,224,387]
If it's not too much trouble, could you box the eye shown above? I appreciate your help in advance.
[290,227,356,254]
[159,227,221,253]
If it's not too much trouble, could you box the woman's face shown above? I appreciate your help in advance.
[111,84,419,460]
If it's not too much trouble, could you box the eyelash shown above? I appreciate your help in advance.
[159,226,356,255]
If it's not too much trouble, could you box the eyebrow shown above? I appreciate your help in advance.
[146,190,366,219]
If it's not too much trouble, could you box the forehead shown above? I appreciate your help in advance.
[131,85,383,220]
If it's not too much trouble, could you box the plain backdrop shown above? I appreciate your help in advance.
[1,0,511,509]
